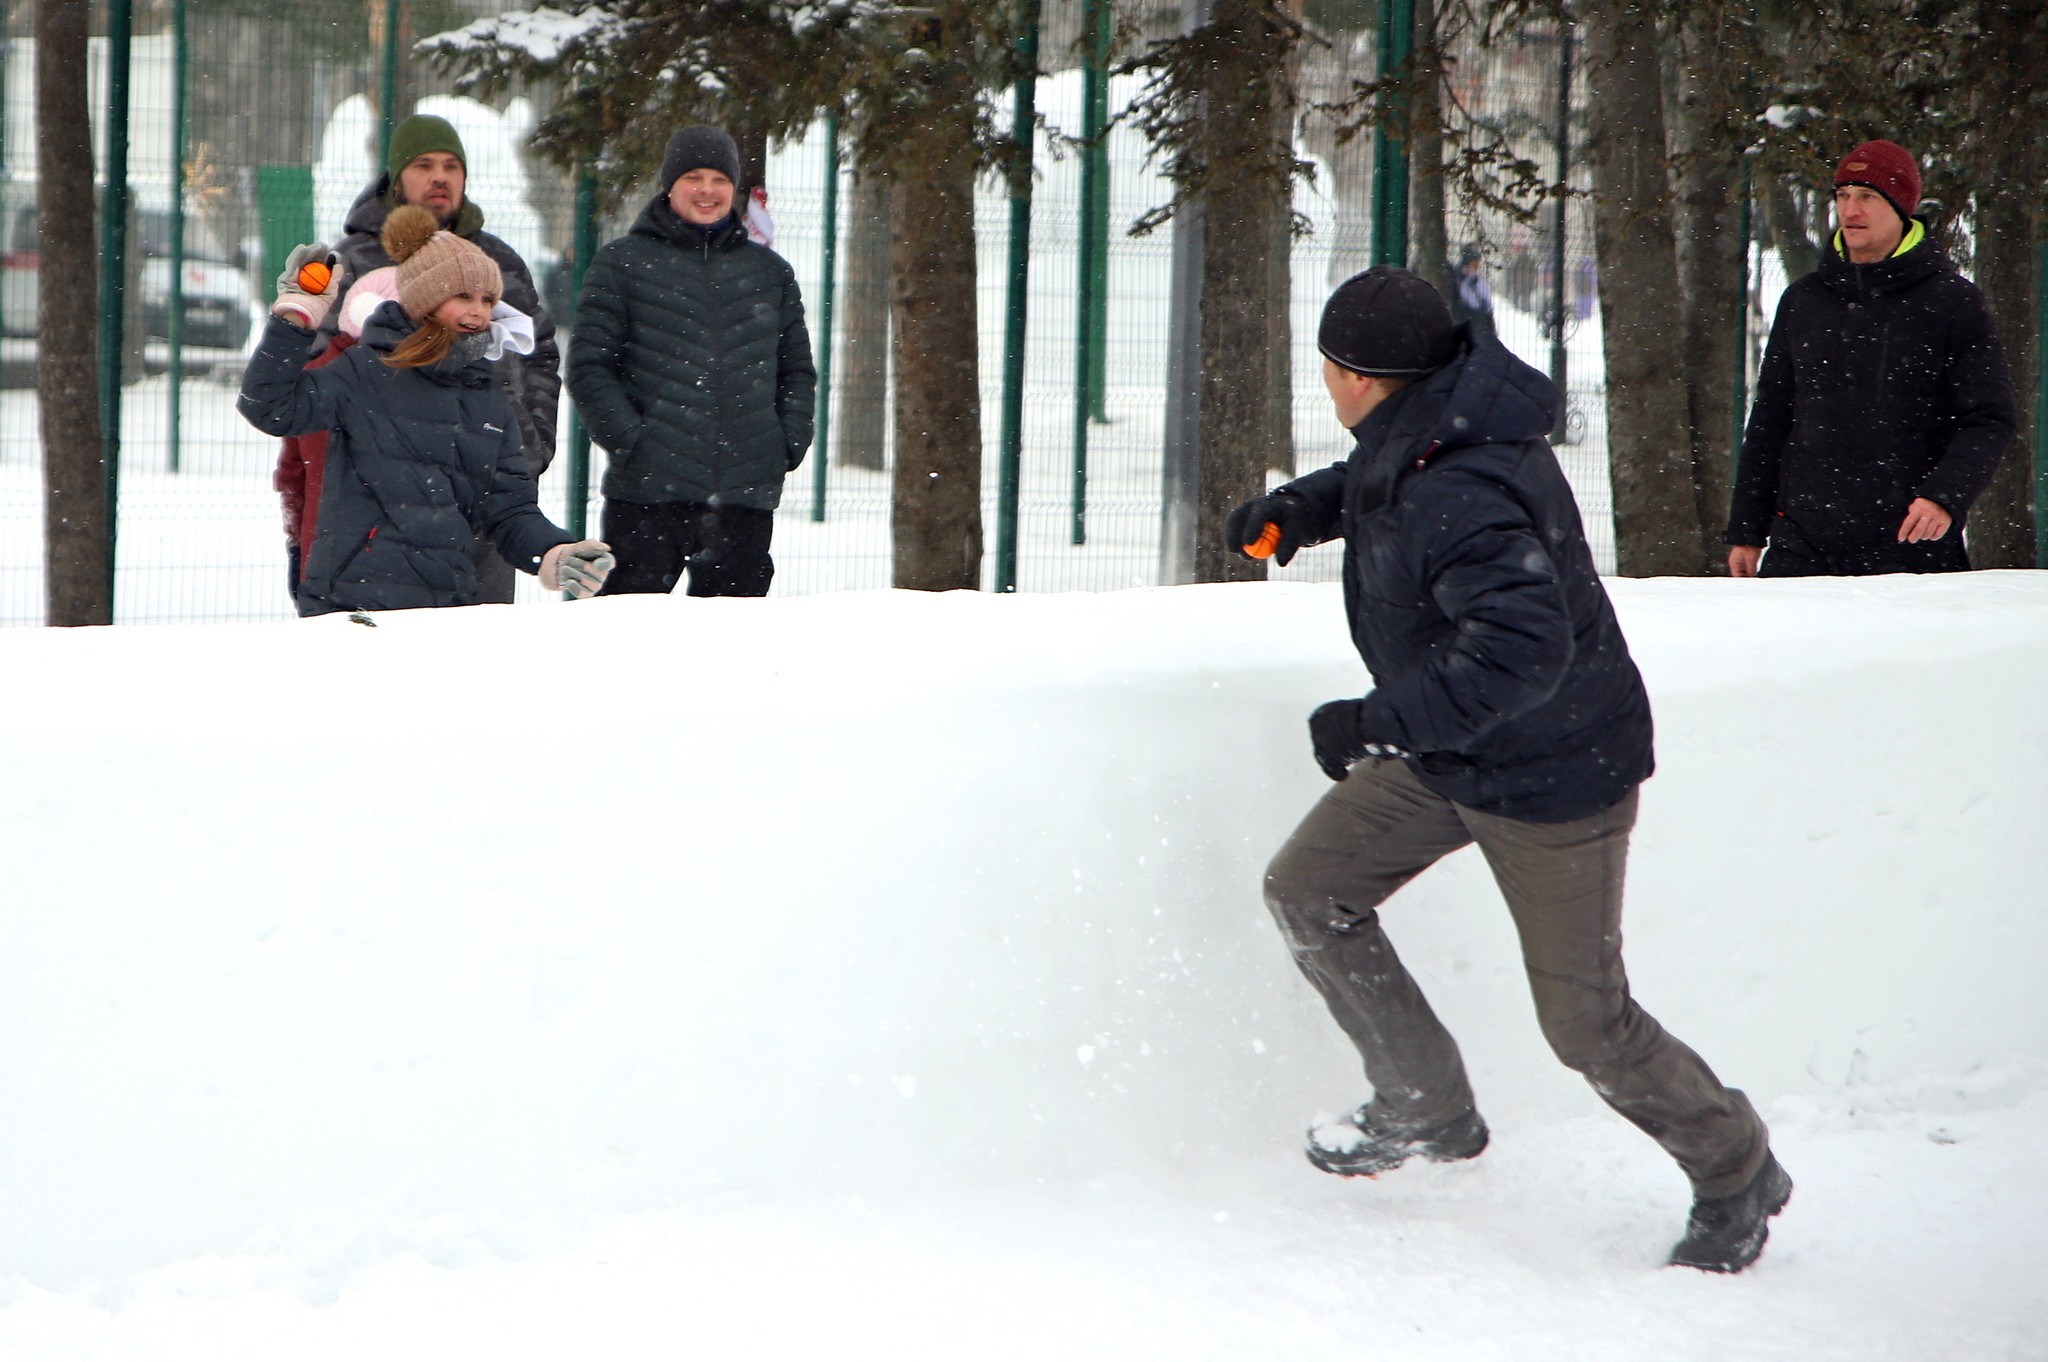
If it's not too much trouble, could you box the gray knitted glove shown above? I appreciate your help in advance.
[271,243,339,331]
[544,540,616,599]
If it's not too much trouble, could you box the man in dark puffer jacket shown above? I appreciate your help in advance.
[568,125,816,597]
[1726,139,2015,576]
[1233,269,1788,1275]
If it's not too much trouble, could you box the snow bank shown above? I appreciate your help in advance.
[1,575,2044,1308]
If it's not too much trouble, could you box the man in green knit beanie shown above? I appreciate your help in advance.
[310,109,562,606]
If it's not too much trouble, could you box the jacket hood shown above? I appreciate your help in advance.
[1358,325,1558,457]
[344,173,487,241]
[1818,218,1947,299]
[630,194,746,250]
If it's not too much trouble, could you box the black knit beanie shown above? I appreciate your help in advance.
[660,125,742,193]
[1318,267,1457,377]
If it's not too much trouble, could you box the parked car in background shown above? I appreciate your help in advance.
[1,192,255,378]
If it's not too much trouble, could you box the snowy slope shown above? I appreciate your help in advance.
[1,574,2045,1359]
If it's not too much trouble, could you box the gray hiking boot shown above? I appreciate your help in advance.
[1668,1151,1794,1273]
[1305,1105,1490,1177]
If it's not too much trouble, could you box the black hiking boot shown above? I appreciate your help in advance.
[1668,1151,1794,1274]
[1305,1105,1490,1177]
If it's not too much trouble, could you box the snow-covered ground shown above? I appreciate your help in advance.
[2,572,2045,1359]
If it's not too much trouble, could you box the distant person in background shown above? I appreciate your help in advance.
[1448,242,1496,341]
[321,113,563,604]
[242,210,611,614]
[568,124,814,598]
[1726,139,2014,577]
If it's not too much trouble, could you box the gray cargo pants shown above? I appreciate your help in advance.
[1264,757,1767,1198]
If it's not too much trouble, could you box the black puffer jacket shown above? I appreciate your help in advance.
[1726,226,2015,557]
[239,308,574,616]
[568,198,815,511]
[1278,330,1654,823]
[322,176,563,474]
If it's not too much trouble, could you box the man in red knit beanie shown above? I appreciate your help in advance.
[1724,139,2016,576]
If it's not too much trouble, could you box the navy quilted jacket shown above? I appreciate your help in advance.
[568,199,815,511]
[239,308,574,616]
[1278,330,1654,822]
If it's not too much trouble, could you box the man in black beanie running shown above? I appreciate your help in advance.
[1229,267,1790,1273]
[569,124,815,596]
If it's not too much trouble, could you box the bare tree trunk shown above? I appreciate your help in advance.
[1265,197,1293,477]
[732,123,770,195]
[1971,198,2036,569]
[1965,1,2045,569]
[835,165,890,470]
[1194,0,1294,583]
[1761,175,1819,287]
[1264,0,1306,479]
[888,85,983,590]
[1408,0,1450,302]
[1580,0,1699,577]
[38,0,110,626]
[1666,1,1751,572]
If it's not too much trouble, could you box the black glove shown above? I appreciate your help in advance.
[1308,699,1409,782]
[1226,492,1313,567]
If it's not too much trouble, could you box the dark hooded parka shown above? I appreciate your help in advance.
[1726,225,2016,573]
[239,306,574,616]
[324,176,563,474]
[567,197,815,512]
[1272,330,1654,823]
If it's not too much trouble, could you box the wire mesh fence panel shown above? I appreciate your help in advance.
[0,1,1617,625]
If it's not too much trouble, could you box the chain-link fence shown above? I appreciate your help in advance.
[0,1,1638,626]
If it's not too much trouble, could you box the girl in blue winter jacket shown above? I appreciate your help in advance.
[238,205,613,616]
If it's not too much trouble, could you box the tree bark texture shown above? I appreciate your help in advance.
[1193,0,1295,583]
[888,83,983,591]
[1761,176,1819,290]
[37,0,111,626]
[1581,0,1701,577]
[733,123,770,195]
[1408,0,1451,303]
[835,165,890,470]
[1666,1,1754,572]
[1960,0,2045,569]
[1970,198,2036,569]
[1265,194,1293,477]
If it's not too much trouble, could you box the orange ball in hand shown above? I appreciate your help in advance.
[296,259,332,294]
[1245,521,1282,559]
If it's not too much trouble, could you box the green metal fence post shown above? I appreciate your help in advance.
[1370,0,1413,267]
[98,0,134,609]
[565,170,597,541]
[995,1,1039,594]
[378,0,401,172]
[167,0,188,474]
[811,115,840,524]
[1546,20,1572,442]
[1071,0,1109,546]
[1083,0,1109,425]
